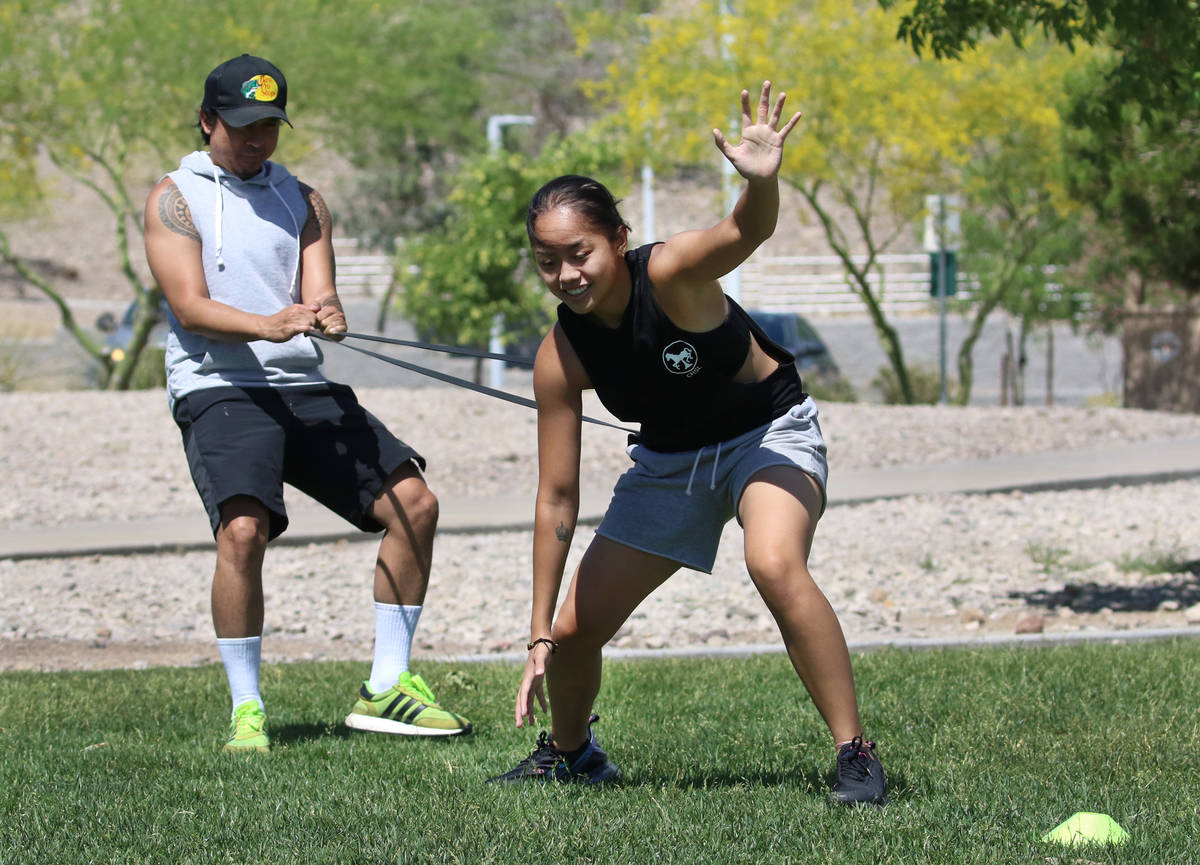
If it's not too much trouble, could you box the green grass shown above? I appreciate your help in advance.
[3,641,1199,864]
[1116,539,1192,575]
[1024,540,1090,574]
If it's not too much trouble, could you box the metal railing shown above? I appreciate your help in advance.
[739,253,969,317]
[330,245,979,316]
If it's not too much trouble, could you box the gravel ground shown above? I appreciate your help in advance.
[2,387,1200,672]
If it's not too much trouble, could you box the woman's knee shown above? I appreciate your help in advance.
[746,545,790,582]
[746,547,817,599]
[551,608,613,655]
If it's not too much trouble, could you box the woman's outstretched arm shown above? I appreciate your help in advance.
[649,80,802,291]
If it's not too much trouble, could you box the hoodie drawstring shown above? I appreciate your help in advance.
[212,164,226,270]
[211,163,302,291]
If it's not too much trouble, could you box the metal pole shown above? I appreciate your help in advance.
[720,0,741,303]
[486,114,535,154]
[937,196,948,405]
[485,114,535,389]
[641,160,656,243]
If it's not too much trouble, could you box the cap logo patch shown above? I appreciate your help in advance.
[240,74,279,102]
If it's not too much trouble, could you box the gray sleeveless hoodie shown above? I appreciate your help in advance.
[164,150,325,409]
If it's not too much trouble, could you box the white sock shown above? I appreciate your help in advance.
[217,636,263,714]
[368,603,422,693]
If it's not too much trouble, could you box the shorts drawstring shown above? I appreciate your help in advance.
[684,443,723,496]
[685,447,704,496]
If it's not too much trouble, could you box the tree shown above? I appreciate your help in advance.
[886,0,1198,92]
[398,132,625,382]
[295,1,506,250]
[582,0,1090,403]
[887,0,1200,304]
[305,0,641,251]
[0,0,291,389]
[1,0,635,388]
[1061,60,1200,313]
[948,40,1090,404]
[957,194,1087,405]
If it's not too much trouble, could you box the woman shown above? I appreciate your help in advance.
[488,82,886,805]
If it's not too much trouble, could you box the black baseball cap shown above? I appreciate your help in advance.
[202,54,292,128]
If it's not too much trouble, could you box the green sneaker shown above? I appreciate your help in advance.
[344,672,472,737]
[222,700,269,753]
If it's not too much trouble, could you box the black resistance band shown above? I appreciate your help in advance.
[312,330,637,434]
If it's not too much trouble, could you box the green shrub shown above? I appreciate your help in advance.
[0,339,26,392]
[804,369,858,403]
[127,347,167,389]
[870,362,954,404]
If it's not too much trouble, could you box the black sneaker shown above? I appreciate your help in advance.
[830,736,887,805]
[487,714,619,784]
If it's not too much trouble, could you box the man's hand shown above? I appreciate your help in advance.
[314,295,347,339]
[258,303,321,342]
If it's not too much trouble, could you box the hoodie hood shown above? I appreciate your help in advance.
[176,151,299,271]
[178,150,293,188]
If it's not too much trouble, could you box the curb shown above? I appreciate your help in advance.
[4,436,1200,561]
[440,625,1200,665]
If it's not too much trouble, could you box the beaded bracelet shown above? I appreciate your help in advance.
[526,637,558,654]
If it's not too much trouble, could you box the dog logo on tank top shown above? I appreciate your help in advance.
[662,340,700,377]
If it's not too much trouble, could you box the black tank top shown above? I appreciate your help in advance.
[556,243,805,452]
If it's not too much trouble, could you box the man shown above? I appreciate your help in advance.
[144,54,470,752]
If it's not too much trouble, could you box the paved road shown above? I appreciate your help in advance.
[321,300,1123,407]
[815,314,1123,407]
[11,296,1123,406]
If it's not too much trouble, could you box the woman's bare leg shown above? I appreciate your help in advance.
[739,466,862,744]
[547,536,679,751]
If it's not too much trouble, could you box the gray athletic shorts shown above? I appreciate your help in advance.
[595,397,828,573]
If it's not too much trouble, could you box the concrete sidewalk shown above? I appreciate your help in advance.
[4,437,1200,561]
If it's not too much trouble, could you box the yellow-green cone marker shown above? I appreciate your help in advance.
[1041,812,1130,847]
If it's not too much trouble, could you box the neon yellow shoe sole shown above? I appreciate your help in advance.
[344,672,472,737]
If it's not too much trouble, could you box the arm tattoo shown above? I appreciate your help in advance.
[555,522,570,542]
[299,182,333,237]
[158,183,199,241]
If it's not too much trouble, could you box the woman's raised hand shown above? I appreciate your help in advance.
[712,80,802,182]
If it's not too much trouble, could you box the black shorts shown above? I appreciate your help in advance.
[172,383,424,540]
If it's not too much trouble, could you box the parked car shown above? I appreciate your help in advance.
[748,310,837,373]
[507,310,843,380]
[95,298,169,361]
[748,309,854,400]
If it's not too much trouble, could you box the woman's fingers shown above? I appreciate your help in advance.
[779,103,803,140]
[758,80,772,125]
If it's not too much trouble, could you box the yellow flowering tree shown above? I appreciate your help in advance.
[581,0,1088,403]
[948,38,1093,404]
